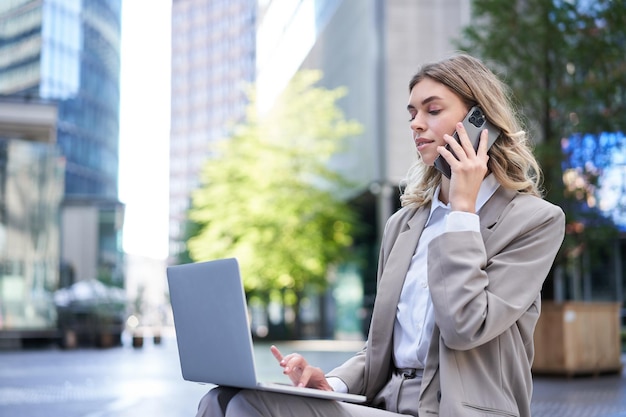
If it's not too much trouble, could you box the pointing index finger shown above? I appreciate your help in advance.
[270,345,284,363]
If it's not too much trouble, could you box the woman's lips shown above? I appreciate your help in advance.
[415,137,434,152]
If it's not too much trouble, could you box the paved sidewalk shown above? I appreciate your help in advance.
[531,364,626,417]
[0,336,624,417]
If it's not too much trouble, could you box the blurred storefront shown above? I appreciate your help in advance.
[0,100,64,346]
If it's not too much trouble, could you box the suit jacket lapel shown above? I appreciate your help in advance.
[478,186,516,237]
[419,185,516,396]
[366,206,429,397]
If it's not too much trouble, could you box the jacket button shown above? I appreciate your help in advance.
[437,390,441,402]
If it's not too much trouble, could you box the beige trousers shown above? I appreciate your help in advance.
[196,369,422,417]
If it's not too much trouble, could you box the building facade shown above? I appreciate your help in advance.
[0,0,124,335]
[0,100,63,334]
[0,0,122,199]
[169,0,257,261]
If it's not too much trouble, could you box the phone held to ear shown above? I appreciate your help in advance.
[433,106,501,179]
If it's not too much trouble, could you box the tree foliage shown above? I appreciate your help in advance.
[457,0,626,284]
[186,71,363,297]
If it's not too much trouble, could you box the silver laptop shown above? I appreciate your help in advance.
[166,257,366,403]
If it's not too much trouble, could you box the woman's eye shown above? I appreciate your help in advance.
[408,113,416,122]
[429,109,441,115]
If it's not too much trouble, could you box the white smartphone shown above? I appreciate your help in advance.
[433,106,501,178]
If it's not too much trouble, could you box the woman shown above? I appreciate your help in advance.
[197,54,565,417]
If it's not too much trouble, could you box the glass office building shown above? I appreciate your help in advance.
[0,0,122,198]
[0,0,124,335]
[169,0,256,260]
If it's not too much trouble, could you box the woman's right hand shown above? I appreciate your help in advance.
[270,345,334,391]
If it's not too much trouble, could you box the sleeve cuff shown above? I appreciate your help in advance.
[446,211,480,233]
[326,376,348,393]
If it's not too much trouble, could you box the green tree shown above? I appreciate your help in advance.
[458,0,626,298]
[186,71,363,336]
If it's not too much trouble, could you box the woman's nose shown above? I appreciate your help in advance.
[410,115,425,132]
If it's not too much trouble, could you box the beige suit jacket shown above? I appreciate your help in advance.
[327,187,565,417]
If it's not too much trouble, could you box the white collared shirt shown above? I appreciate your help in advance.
[393,174,500,369]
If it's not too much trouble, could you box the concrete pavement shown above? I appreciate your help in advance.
[0,334,625,416]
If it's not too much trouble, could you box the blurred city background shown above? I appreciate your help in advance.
[0,0,625,414]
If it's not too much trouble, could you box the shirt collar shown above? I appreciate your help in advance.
[428,173,500,222]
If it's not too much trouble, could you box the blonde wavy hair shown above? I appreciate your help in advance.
[400,54,543,208]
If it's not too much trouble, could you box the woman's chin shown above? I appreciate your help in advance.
[420,156,437,167]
